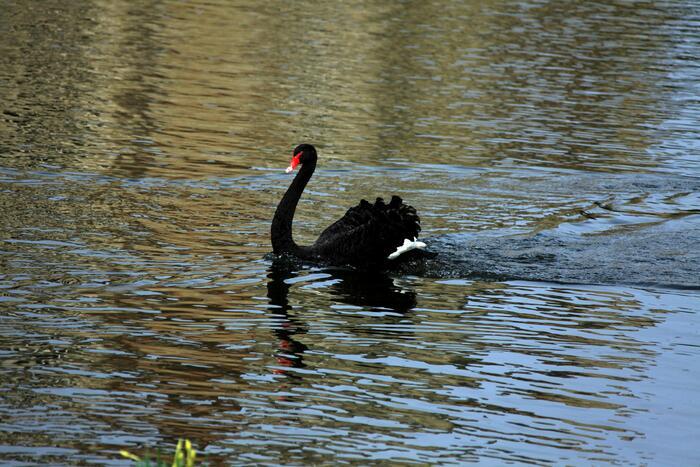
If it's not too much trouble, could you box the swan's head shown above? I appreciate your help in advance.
[286,144,317,173]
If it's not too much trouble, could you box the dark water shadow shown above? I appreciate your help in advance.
[395,215,700,291]
[322,267,417,314]
[266,259,418,373]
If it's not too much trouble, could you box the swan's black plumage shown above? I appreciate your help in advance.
[271,144,423,269]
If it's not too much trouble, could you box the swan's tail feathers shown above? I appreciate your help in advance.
[388,237,427,260]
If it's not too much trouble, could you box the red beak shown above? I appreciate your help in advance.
[286,151,302,173]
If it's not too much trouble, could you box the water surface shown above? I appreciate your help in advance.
[1,0,699,465]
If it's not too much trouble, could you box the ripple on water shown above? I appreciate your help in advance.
[1,0,700,465]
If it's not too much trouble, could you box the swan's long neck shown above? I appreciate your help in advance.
[271,160,316,254]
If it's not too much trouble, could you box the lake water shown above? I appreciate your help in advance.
[1,0,699,465]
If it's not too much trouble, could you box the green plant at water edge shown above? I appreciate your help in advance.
[120,438,196,467]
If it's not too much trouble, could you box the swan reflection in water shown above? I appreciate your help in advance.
[266,260,417,374]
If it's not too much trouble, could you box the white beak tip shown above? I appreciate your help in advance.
[285,166,294,174]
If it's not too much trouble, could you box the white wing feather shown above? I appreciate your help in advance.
[388,237,426,260]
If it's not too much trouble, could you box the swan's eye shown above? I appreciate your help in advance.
[286,151,303,173]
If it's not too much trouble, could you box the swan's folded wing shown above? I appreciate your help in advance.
[313,196,421,266]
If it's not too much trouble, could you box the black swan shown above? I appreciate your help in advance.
[271,144,427,269]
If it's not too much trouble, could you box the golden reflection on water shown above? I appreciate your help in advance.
[6,0,682,242]
[2,0,688,243]
[3,0,673,175]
